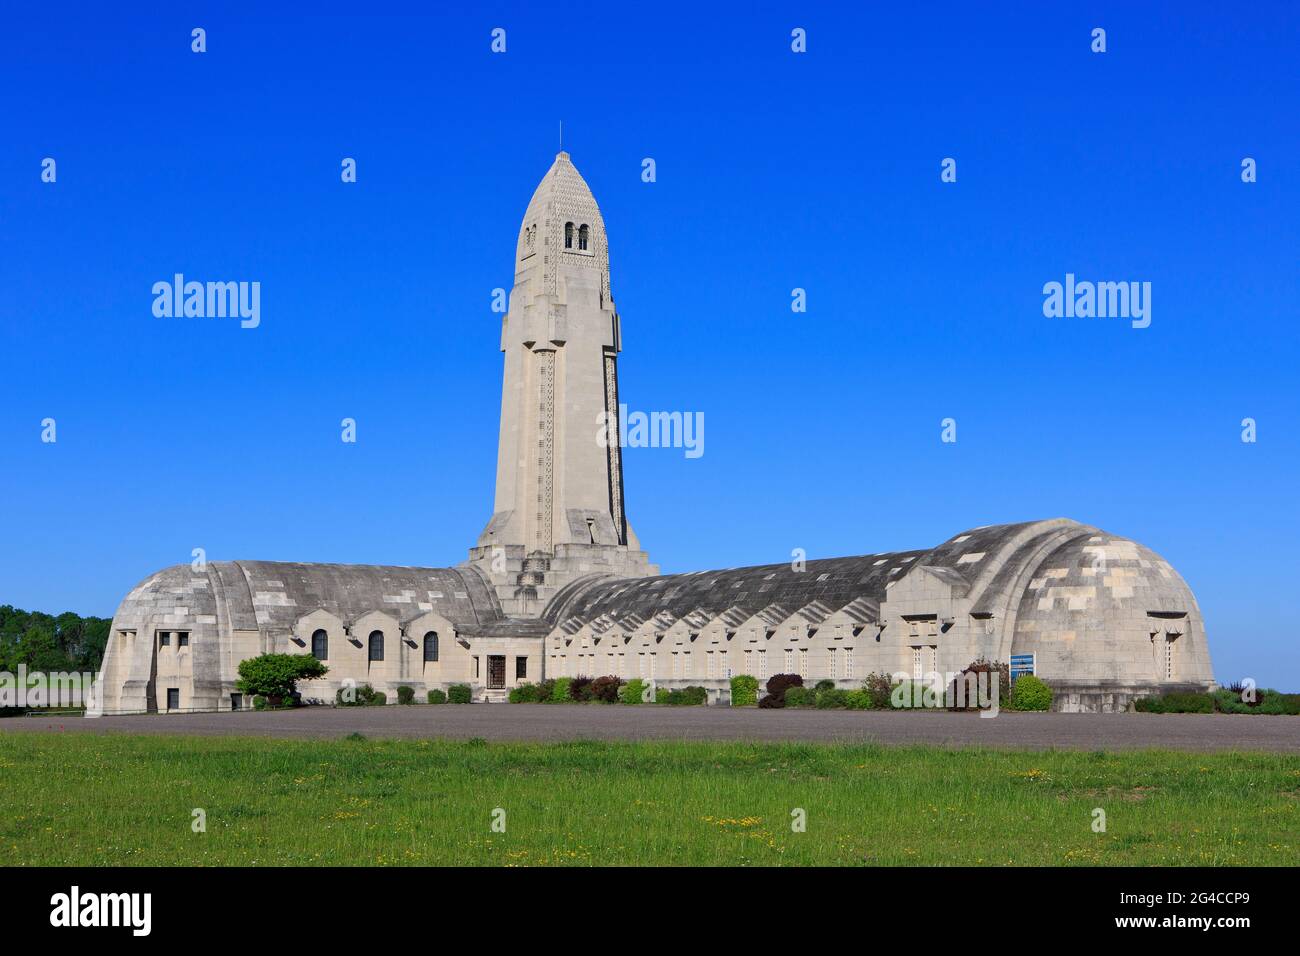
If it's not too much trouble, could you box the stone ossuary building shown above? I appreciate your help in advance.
[98,152,1215,714]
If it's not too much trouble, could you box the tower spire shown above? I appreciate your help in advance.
[468,152,656,615]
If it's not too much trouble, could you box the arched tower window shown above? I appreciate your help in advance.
[368,630,384,662]
[578,224,589,251]
[423,632,439,662]
[564,222,574,249]
[311,629,328,661]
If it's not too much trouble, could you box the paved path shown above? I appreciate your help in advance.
[2,705,1298,752]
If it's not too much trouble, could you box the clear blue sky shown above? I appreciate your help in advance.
[2,2,1297,687]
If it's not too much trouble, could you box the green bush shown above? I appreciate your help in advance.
[620,678,646,705]
[654,686,670,704]
[814,679,836,693]
[1134,691,1215,714]
[535,679,556,703]
[551,677,572,702]
[396,685,415,705]
[665,685,707,706]
[730,674,759,707]
[844,688,873,710]
[889,680,923,709]
[1010,674,1052,712]
[816,688,849,709]
[236,653,328,702]
[336,683,385,707]
[448,684,472,704]
[784,686,813,708]
[1211,688,1300,715]
[509,683,541,703]
[252,695,268,711]
[427,689,447,705]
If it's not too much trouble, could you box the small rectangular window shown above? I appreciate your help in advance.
[158,632,170,646]
[177,632,189,647]
[166,688,179,710]
[515,656,527,680]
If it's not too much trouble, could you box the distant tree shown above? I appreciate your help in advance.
[0,606,113,672]
[78,619,111,669]
[236,653,329,704]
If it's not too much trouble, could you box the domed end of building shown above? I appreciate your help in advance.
[1010,529,1212,710]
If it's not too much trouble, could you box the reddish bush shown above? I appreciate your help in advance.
[568,676,594,702]
[590,675,624,703]
[765,673,803,702]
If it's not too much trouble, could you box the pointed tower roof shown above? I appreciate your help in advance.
[516,151,611,300]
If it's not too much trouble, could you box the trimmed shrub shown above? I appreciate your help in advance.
[784,686,813,708]
[730,674,760,707]
[535,679,556,703]
[591,675,623,703]
[447,683,472,704]
[1212,688,1300,715]
[665,685,707,706]
[336,683,385,707]
[1265,693,1300,715]
[844,688,873,710]
[620,678,646,705]
[550,677,572,702]
[568,676,595,702]
[758,694,783,708]
[654,686,670,704]
[816,688,848,709]
[252,695,268,711]
[1137,692,1215,714]
[427,689,447,705]
[766,673,802,699]
[509,683,540,703]
[1010,674,1052,712]
[814,679,836,693]
[891,680,942,710]
[396,685,415,705]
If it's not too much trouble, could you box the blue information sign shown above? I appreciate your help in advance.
[1010,654,1035,680]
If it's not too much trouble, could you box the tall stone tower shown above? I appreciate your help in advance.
[468,152,656,616]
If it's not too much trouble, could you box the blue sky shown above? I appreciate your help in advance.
[2,2,1297,686]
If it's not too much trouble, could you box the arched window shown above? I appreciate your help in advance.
[578,224,589,251]
[368,630,384,662]
[564,222,574,248]
[423,632,439,662]
[311,629,328,661]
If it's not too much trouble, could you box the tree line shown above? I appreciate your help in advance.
[0,605,110,673]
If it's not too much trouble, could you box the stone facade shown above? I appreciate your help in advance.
[97,153,1213,714]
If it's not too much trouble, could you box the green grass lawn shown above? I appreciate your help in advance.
[1,733,1296,865]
